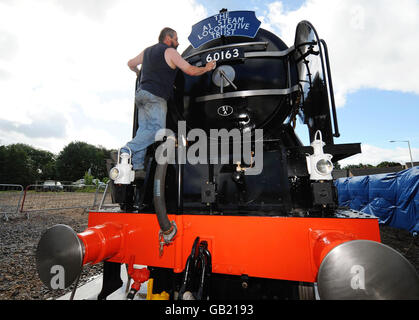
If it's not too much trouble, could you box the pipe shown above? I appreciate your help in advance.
[78,223,124,265]
[311,231,353,269]
[153,136,177,233]
[36,223,124,290]
[154,153,172,233]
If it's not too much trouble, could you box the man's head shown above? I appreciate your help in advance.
[159,27,179,49]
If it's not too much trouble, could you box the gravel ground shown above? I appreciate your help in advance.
[0,209,417,300]
[0,209,102,300]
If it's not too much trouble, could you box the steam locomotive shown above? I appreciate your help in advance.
[36,10,419,300]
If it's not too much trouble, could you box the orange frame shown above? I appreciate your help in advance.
[85,212,381,283]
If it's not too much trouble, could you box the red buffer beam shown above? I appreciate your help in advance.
[36,212,419,299]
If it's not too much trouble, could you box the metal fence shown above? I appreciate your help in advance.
[0,182,115,221]
[96,181,118,210]
[0,184,24,221]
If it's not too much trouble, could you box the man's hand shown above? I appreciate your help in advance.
[205,61,216,72]
[167,48,217,76]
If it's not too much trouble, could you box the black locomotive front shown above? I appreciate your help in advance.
[117,15,361,219]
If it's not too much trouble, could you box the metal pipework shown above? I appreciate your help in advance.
[36,223,124,290]
[313,231,419,300]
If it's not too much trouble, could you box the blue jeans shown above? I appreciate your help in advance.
[122,89,167,170]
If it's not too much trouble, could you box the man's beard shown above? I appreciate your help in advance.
[170,41,178,49]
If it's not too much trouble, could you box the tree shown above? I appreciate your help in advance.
[342,163,374,170]
[55,142,111,182]
[376,161,402,168]
[0,144,56,186]
[21,144,57,181]
[84,171,94,185]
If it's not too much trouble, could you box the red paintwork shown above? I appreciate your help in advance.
[76,212,381,283]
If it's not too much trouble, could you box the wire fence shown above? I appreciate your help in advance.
[0,182,115,221]
[0,184,24,221]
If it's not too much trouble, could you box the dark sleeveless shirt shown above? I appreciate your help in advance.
[139,43,178,101]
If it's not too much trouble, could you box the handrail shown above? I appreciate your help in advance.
[195,86,300,103]
[320,39,340,138]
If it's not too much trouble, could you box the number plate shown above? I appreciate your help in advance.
[202,47,244,64]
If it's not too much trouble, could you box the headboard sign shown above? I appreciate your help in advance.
[188,10,262,49]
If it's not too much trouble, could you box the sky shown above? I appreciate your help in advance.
[0,0,418,167]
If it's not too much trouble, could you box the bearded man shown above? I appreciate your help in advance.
[121,27,216,178]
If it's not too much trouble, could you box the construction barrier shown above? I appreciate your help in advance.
[0,184,24,221]
[0,182,115,220]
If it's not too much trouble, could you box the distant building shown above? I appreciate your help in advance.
[348,166,405,177]
[332,169,349,180]
[405,162,419,169]
[332,165,411,180]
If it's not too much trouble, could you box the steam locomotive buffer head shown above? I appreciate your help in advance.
[36,10,419,300]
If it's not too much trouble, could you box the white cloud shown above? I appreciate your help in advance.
[339,144,419,167]
[263,0,419,107]
[1,0,417,170]
[0,0,207,153]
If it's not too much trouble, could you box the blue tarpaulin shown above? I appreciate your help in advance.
[335,167,419,234]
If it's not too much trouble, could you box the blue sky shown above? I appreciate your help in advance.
[335,90,419,149]
[0,0,418,167]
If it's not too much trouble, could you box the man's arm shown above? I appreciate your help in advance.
[128,50,144,76]
[165,48,216,76]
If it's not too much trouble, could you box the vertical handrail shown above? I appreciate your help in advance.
[98,182,110,210]
[320,39,340,138]
[92,184,102,209]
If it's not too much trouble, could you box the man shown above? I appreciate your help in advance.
[120,27,216,178]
